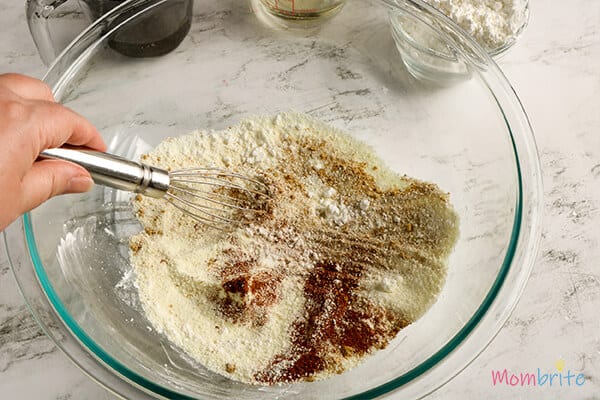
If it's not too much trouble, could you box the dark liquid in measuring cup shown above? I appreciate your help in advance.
[87,0,193,58]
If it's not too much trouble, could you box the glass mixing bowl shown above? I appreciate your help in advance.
[3,0,542,398]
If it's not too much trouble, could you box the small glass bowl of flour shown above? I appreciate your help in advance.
[390,0,530,84]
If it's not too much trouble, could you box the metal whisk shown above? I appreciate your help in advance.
[40,148,270,228]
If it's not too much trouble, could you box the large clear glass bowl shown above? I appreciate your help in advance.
[3,0,543,398]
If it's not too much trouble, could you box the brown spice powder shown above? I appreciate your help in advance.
[210,133,455,384]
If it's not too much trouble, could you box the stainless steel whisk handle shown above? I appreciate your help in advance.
[40,148,170,199]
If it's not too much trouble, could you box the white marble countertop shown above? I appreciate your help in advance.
[1,0,599,399]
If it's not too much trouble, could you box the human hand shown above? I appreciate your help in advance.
[0,73,106,231]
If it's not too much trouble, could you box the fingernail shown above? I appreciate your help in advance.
[67,176,94,193]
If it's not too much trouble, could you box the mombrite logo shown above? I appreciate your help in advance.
[491,360,586,388]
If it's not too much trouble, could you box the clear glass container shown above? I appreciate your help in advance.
[389,0,531,84]
[258,0,346,19]
[26,0,193,65]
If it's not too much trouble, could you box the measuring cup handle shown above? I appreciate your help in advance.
[26,0,70,65]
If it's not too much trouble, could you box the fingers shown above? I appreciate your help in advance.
[0,73,105,227]
[18,159,94,213]
[31,100,107,153]
[0,73,106,154]
[0,73,54,101]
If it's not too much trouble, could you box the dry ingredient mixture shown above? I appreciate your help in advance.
[422,0,529,51]
[129,113,459,385]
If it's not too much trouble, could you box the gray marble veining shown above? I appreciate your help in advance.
[1,0,600,399]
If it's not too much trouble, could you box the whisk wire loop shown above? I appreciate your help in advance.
[164,167,270,228]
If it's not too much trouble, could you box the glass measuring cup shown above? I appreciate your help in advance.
[26,0,193,65]
[259,0,346,19]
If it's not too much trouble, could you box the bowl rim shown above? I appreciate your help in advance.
[5,0,543,398]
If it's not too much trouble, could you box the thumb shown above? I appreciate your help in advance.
[19,159,94,213]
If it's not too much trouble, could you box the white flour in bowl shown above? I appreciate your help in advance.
[129,113,459,384]
[423,0,529,51]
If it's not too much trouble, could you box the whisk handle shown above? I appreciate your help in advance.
[40,148,170,199]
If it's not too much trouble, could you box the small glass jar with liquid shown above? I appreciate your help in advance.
[259,0,346,20]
